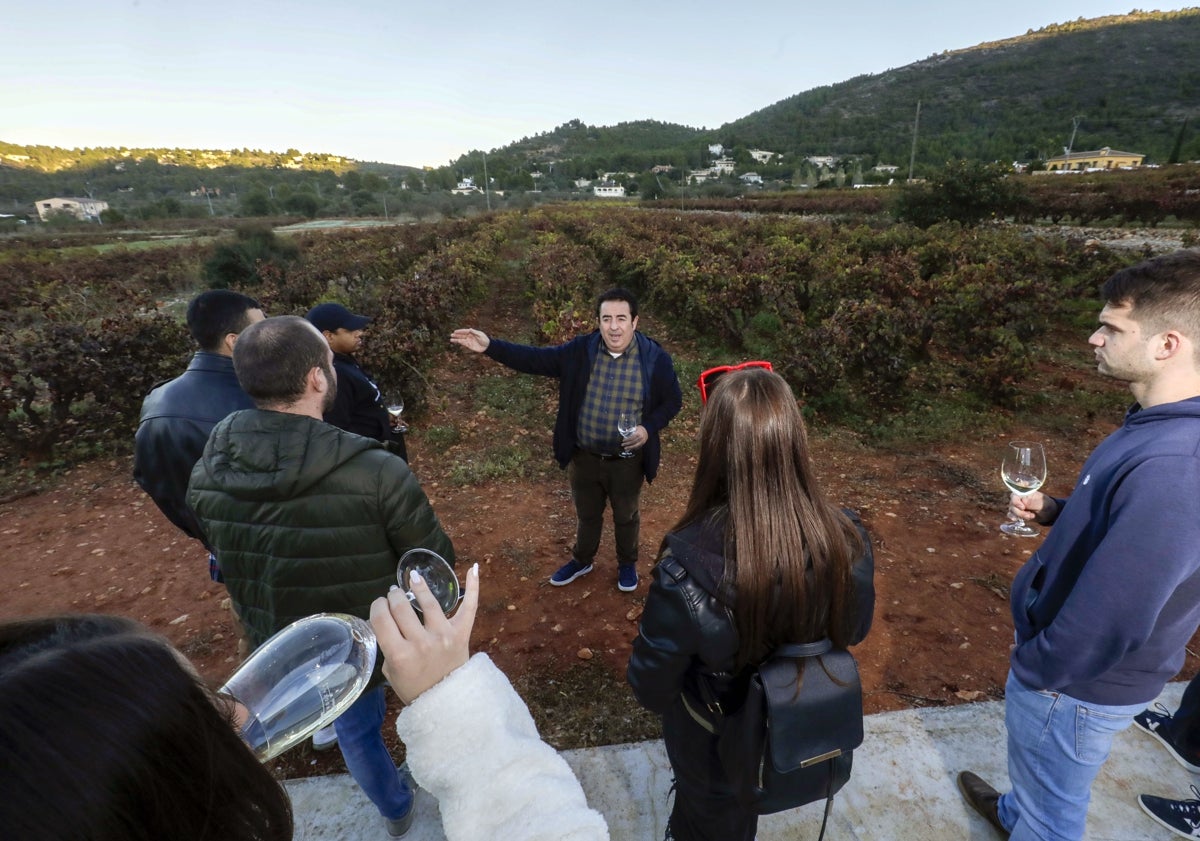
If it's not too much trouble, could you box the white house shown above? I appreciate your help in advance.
[805,155,838,168]
[593,183,626,198]
[739,172,763,185]
[873,164,899,174]
[35,196,109,222]
[451,177,480,195]
[708,143,724,156]
[711,157,736,175]
[748,149,777,164]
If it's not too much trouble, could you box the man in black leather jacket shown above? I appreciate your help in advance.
[133,290,264,581]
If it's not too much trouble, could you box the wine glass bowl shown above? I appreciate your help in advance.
[386,397,408,433]
[617,412,638,458]
[396,547,461,616]
[218,613,377,761]
[999,441,1047,537]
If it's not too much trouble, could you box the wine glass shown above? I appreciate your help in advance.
[219,613,377,761]
[999,441,1047,537]
[386,397,408,433]
[617,411,638,458]
[396,547,462,617]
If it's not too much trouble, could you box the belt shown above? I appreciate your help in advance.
[581,449,621,461]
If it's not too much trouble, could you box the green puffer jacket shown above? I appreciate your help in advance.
[187,408,455,649]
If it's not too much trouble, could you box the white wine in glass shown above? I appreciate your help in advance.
[617,412,638,458]
[386,397,407,433]
[1000,441,1047,537]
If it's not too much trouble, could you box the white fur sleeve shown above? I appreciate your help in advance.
[395,653,610,841]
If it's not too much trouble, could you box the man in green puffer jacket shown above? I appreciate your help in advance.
[188,315,454,839]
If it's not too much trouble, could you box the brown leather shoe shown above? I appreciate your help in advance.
[958,771,1010,838]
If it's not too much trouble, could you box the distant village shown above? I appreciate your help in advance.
[5,142,1148,224]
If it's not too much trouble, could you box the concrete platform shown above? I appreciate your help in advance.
[286,681,1193,840]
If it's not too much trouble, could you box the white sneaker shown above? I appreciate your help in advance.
[312,724,338,751]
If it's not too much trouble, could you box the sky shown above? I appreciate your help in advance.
[4,2,1193,168]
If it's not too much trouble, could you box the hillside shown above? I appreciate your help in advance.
[719,9,1200,166]
[476,9,1200,175]
[3,8,1198,210]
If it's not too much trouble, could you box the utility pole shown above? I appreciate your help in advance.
[482,152,491,211]
[1064,116,1082,159]
[908,100,921,182]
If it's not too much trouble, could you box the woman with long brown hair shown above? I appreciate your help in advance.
[628,363,875,840]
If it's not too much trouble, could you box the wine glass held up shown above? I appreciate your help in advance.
[386,397,408,433]
[396,548,462,618]
[617,412,638,458]
[1000,441,1047,537]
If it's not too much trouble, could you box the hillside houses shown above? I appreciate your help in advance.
[35,196,109,222]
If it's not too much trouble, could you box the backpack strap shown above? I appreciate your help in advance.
[775,639,832,658]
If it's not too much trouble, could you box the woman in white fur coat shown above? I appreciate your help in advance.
[370,565,610,841]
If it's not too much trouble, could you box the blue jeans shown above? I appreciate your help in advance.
[997,671,1142,841]
[332,685,413,820]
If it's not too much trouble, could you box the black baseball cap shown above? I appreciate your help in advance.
[305,303,371,332]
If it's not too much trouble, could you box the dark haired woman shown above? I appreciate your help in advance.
[0,614,293,841]
[628,365,875,841]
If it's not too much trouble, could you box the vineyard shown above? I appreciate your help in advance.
[0,204,1150,473]
[3,205,1197,782]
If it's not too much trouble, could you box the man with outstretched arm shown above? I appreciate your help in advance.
[451,287,681,593]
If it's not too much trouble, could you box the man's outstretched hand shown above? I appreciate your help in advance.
[450,328,490,353]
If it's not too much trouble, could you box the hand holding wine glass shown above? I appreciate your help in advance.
[617,411,638,458]
[371,562,480,704]
[1000,441,1047,537]
[396,547,462,617]
[386,396,408,433]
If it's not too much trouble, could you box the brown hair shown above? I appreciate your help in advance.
[1102,249,1200,344]
[233,315,332,409]
[665,367,862,667]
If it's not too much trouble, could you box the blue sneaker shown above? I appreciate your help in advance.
[617,564,638,592]
[550,559,593,586]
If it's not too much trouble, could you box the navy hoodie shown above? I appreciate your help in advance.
[1010,397,1200,705]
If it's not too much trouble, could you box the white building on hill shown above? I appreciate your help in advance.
[35,196,109,222]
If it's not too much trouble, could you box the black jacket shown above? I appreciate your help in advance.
[133,352,254,548]
[484,331,682,482]
[325,352,407,461]
[627,510,875,716]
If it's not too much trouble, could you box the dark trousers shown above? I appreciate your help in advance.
[1174,672,1200,760]
[568,449,644,567]
[661,700,757,841]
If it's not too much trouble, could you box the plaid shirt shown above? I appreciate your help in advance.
[576,343,643,454]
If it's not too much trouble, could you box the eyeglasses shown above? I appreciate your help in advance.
[697,361,774,404]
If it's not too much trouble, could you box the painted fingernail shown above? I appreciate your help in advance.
[410,570,423,585]
[389,584,400,592]
[471,562,479,577]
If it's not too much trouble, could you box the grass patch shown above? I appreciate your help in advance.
[421,425,461,449]
[447,443,541,485]
[475,373,552,420]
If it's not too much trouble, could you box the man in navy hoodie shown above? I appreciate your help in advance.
[959,249,1200,841]
[451,288,681,593]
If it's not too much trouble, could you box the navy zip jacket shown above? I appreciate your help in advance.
[484,331,682,482]
[1010,397,1200,705]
